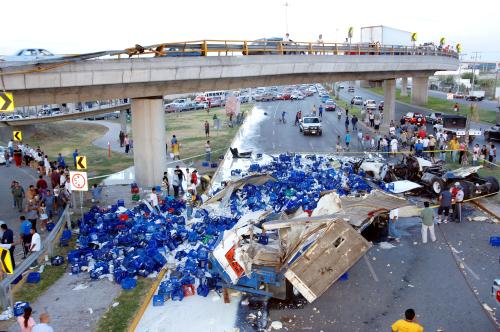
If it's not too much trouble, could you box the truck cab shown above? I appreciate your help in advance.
[299,116,322,136]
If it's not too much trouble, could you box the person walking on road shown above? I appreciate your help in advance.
[32,313,54,332]
[391,308,423,332]
[351,115,358,131]
[13,146,22,167]
[19,216,32,259]
[452,182,464,223]
[318,104,323,118]
[17,306,36,332]
[204,121,210,138]
[489,143,496,167]
[420,201,436,244]
[175,166,185,194]
[172,142,180,160]
[294,111,301,126]
[13,182,25,212]
[437,188,452,224]
[281,110,286,124]
[162,172,170,197]
[205,140,211,162]
[344,116,350,132]
[345,131,351,151]
[172,173,180,198]
[1,224,15,269]
[148,187,160,213]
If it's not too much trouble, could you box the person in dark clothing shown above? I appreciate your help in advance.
[19,216,32,259]
[175,166,185,194]
[1,224,15,269]
[344,117,350,131]
[36,175,48,191]
[438,189,452,223]
[351,115,358,131]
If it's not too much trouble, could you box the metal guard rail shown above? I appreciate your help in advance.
[0,206,70,309]
[121,40,459,59]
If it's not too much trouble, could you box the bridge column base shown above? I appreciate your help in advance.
[400,77,408,97]
[131,97,167,188]
[383,79,396,128]
[411,76,429,105]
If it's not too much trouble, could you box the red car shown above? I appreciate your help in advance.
[403,112,427,126]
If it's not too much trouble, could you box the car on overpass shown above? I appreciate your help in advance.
[299,116,322,136]
[247,37,283,55]
[0,48,59,62]
[484,124,500,142]
[325,100,337,111]
[351,96,363,105]
[402,112,426,126]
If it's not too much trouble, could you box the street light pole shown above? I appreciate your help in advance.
[284,2,290,34]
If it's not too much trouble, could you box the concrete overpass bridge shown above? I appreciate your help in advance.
[0,40,459,186]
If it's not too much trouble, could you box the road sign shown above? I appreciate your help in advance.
[0,92,14,112]
[76,156,87,170]
[0,248,13,274]
[70,171,88,191]
[13,131,22,141]
[411,32,417,42]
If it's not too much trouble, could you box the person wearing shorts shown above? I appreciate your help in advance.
[437,189,452,223]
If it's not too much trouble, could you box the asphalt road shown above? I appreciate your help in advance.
[338,87,494,147]
[428,89,500,112]
[247,95,499,331]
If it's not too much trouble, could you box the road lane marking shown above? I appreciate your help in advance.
[364,255,379,282]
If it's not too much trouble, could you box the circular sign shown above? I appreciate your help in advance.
[71,173,87,189]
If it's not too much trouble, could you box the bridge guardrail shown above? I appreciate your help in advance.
[120,40,459,59]
[0,206,71,309]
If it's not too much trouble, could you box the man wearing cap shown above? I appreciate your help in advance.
[452,183,464,223]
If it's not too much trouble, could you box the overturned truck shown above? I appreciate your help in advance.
[207,181,411,302]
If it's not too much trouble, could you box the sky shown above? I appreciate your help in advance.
[3,0,500,61]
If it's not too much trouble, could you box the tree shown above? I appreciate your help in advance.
[461,72,478,82]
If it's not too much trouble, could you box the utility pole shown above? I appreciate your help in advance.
[466,52,481,145]
[284,2,290,35]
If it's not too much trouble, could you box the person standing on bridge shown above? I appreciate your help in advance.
[204,121,210,138]
[13,182,25,212]
[72,149,79,167]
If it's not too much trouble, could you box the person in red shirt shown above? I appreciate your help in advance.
[418,128,426,139]
[36,175,48,191]
[191,170,198,185]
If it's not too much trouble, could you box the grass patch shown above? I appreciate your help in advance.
[369,87,496,124]
[95,278,153,332]
[15,122,133,178]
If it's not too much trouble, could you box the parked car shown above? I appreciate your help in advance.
[195,102,208,110]
[209,97,225,108]
[403,112,426,126]
[351,96,363,105]
[453,92,465,99]
[348,86,355,93]
[299,116,323,136]
[484,124,500,142]
[363,99,377,108]
[291,92,305,100]
[239,95,250,103]
[325,100,337,111]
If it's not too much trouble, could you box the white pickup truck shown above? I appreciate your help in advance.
[299,116,323,136]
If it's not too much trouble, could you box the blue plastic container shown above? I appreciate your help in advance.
[117,199,125,207]
[26,272,40,284]
[339,272,349,281]
[153,294,165,306]
[121,278,137,290]
[490,236,500,247]
[13,302,30,317]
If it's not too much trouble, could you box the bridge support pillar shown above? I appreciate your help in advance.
[383,79,396,128]
[411,76,429,105]
[120,110,128,133]
[400,78,408,97]
[131,97,166,187]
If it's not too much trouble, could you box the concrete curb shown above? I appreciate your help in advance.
[471,199,500,220]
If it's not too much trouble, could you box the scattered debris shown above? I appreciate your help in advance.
[112,302,119,307]
[379,242,396,249]
[472,216,488,222]
[88,308,93,315]
[270,321,283,330]
[72,283,89,291]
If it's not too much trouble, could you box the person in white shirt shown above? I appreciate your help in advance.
[390,137,398,155]
[149,187,159,213]
[388,209,401,241]
[29,228,41,252]
[59,173,66,187]
[32,313,54,332]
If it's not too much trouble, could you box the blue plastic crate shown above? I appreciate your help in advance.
[339,272,349,281]
[153,294,165,306]
[13,302,30,317]
[490,236,500,247]
[121,277,137,290]
[26,272,40,284]
[201,161,209,167]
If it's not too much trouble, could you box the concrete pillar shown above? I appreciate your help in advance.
[411,76,429,106]
[400,78,408,97]
[120,110,128,133]
[383,79,396,127]
[131,97,167,187]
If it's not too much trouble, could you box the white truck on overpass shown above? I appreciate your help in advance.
[360,25,413,46]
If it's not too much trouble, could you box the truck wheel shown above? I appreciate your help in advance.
[319,131,322,136]
[485,176,500,194]
[430,176,445,195]
[457,181,473,199]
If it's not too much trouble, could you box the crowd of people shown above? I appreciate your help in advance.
[5,140,73,270]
